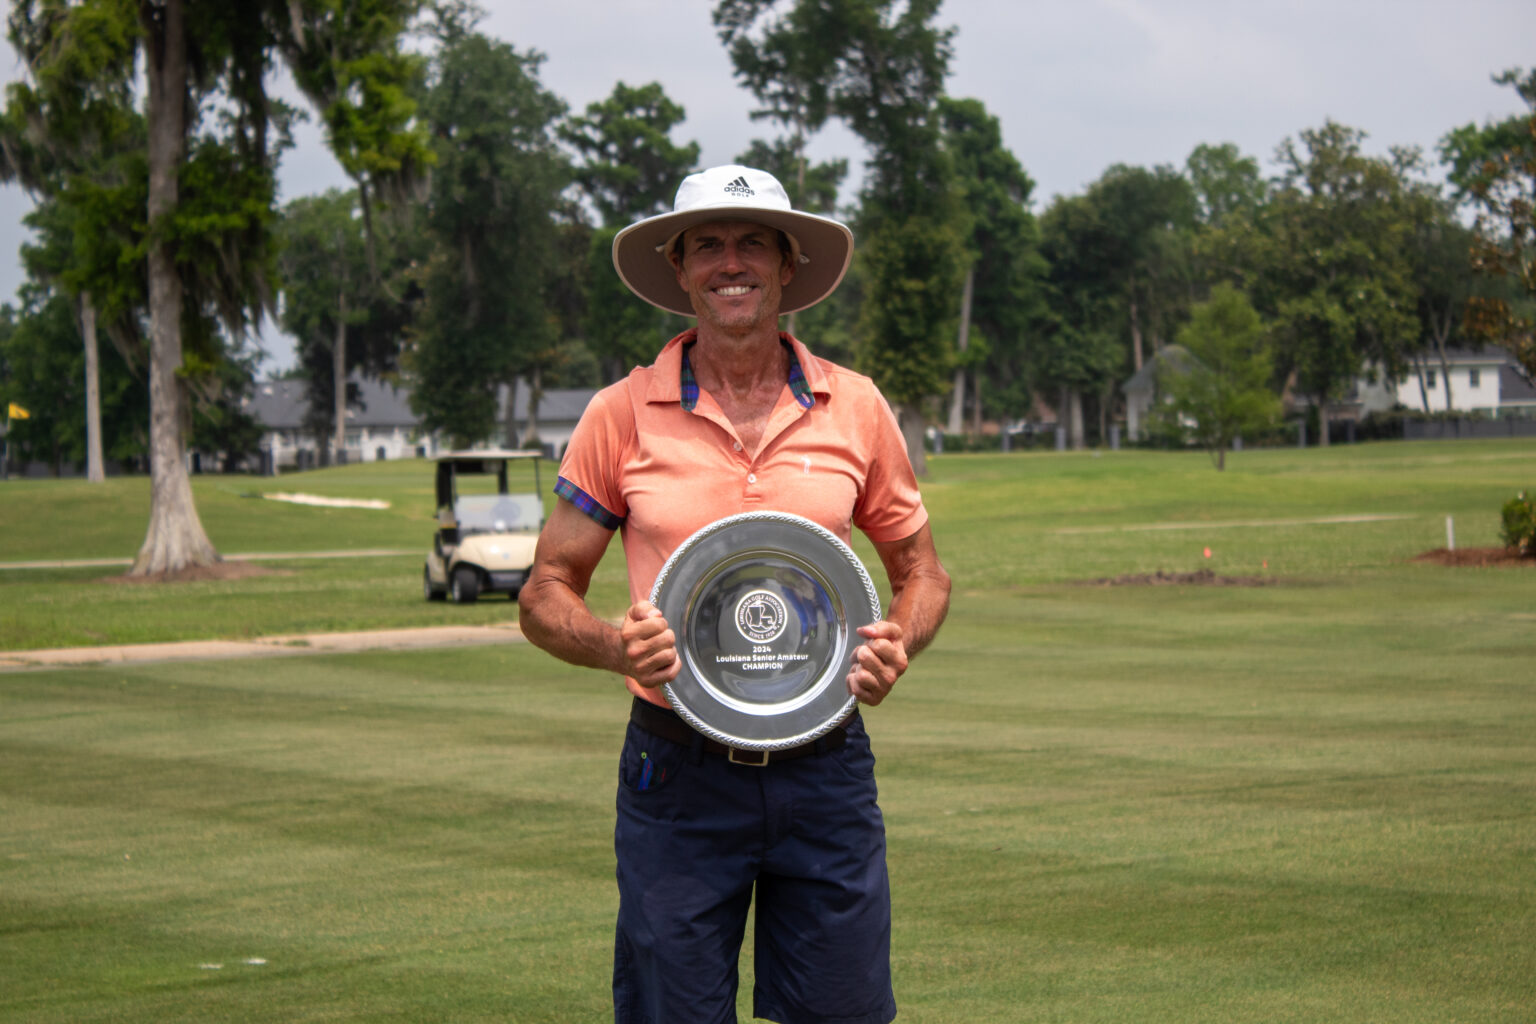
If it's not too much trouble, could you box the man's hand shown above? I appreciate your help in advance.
[621,601,680,688]
[847,620,909,706]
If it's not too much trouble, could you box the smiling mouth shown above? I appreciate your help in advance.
[714,285,755,297]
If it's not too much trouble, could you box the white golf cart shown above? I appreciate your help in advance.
[423,450,545,604]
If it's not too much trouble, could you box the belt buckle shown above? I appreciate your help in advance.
[728,746,770,767]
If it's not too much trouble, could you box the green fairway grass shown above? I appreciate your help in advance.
[2,438,1534,1021]
[1,439,1532,650]
[2,578,1532,1022]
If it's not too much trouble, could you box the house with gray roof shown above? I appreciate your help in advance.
[1356,346,1535,418]
[1122,345,1196,442]
[246,376,597,472]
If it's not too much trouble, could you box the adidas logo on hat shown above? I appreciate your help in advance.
[723,175,755,197]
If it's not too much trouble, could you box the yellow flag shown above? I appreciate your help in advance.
[7,402,29,420]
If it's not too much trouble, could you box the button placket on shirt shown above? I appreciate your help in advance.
[736,439,760,494]
[704,386,811,502]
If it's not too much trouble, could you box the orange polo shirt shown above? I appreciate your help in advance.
[556,329,929,705]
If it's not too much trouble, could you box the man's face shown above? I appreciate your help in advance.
[670,220,795,334]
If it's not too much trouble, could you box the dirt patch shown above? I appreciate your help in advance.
[98,560,291,585]
[1410,547,1535,568]
[1082,568,1276,587]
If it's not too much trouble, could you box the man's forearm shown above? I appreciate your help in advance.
[872,523,951,660]
[518,575,627,676]
[887,566,951,659]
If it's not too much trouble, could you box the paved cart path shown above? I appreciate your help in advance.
[0,549,534,671]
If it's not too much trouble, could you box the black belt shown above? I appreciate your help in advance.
[629,696,849,766]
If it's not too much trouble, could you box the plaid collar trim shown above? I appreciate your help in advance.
[679,342,700,411]
[679,335,816,412]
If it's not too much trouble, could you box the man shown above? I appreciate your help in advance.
[519,164,950,1024]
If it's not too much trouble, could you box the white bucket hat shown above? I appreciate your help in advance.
[612,164,854,317]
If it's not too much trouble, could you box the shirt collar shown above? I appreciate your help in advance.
[648,329,824,411]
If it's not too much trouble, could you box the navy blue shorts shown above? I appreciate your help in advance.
[612,708,896,1024]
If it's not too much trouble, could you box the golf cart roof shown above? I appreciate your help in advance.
[434,449,546,509]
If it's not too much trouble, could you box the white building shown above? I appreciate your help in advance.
[1357,346,1536,418]
[248,377,428,470]
[247,376,597,472]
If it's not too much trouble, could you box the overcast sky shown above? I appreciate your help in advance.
[3,0,1533,372]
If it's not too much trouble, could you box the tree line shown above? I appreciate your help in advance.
[2,0,1534,573]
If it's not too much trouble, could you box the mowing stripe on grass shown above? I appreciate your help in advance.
[1056,513,1416,534]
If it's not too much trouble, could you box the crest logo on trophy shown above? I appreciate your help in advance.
[736,590,789,644]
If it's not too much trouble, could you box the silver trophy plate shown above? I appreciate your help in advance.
[650,511,882,751]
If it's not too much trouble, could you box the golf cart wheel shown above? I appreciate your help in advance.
[451,565,480,604]
[424,566,446,601]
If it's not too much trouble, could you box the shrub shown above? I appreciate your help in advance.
[1502,490,1536,556]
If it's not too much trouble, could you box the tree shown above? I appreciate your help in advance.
[276,0,435,289]
[2,0,146,483]
[1026,161,1201,449]
[1152,284,1280,470]
[278,188,413,462]
[560,82,700,229]
[1084,163,1199,373]
[841,0,962,472]
[714,0,839,200]
[5,0,430,574]
[1,287,146,475]
[1262,122,1419,445]
[1405,192,1484,410]
[1440,67,1536,382]
[408,19,569,448]
[937,96,1046,438]
[1186,142,1266,230]
[1036,192,1127,448]
[1185,142,1268,293]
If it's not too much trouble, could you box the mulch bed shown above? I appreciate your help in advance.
[1082,568,1276,587]
[1409,547,1536,568]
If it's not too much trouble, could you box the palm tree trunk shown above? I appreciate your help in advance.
[1435,345,1454,412]
[524,365,543,449]
[1129,294,1144,371]
[946,266,974,435]
[132,0,218,575]
[970,366,983,438]
[81,292,105,482]
[897,402,928,477]
[333,292,347,459]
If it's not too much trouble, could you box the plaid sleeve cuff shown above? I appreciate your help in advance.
[555,476,623,530]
